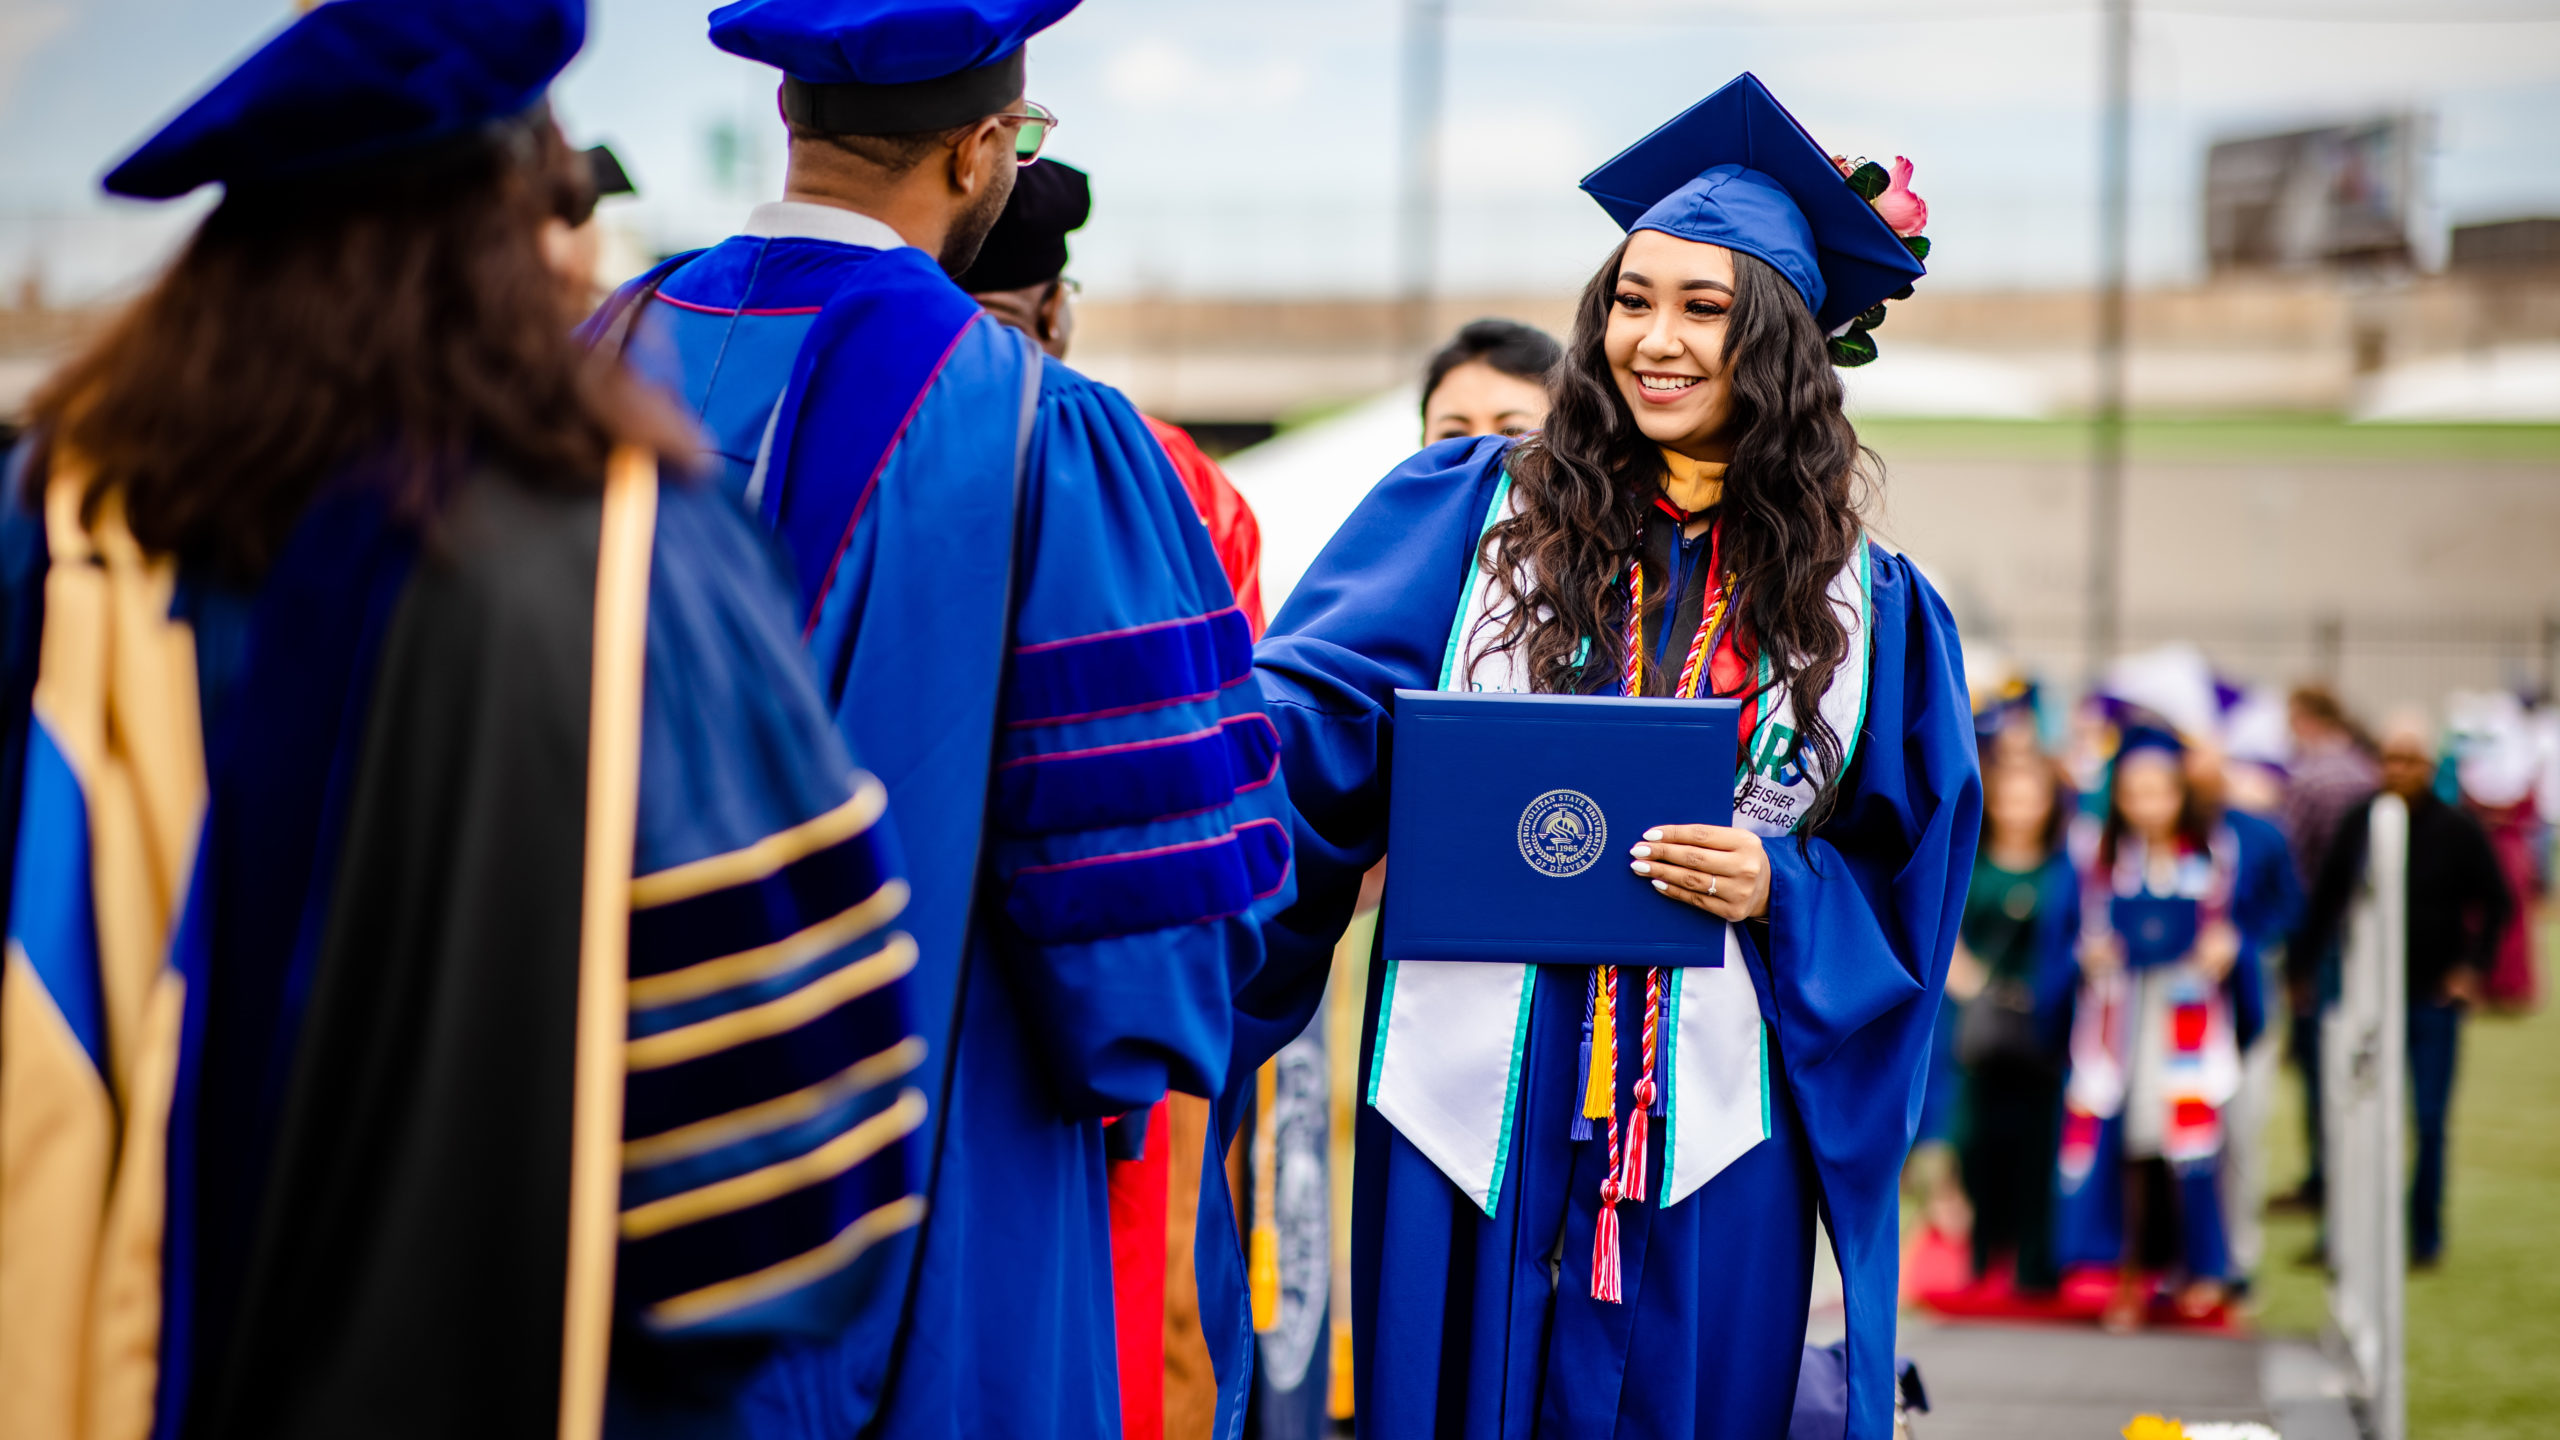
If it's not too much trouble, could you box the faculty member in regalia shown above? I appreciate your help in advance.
[0,2,928,1436]
[1235,74,1979,1440]
[589,1,1294,1433]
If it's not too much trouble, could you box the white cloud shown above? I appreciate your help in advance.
[1439,105,1598,196]
[0,1,73,115]
[1101,37,1307,112]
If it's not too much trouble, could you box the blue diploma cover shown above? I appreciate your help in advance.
[2112,894,2200,968]
[1381,690,1737,966]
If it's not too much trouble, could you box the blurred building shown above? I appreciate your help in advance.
[2204,116,2425,275]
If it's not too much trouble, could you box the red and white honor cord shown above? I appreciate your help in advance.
[1587,522,1726,1302]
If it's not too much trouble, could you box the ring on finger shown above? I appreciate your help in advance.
[1707,876,1718,898]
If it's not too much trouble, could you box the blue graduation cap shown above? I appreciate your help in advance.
[1579,73,1925,338]
[1974,676,2041,746]
[2100,700,2189,763]
[103,0,584,201]
[711,0,1081,134]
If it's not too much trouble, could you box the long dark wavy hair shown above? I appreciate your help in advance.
[28,111,690,581]
[1476,239,1871,828]
[2097,750,2220,873]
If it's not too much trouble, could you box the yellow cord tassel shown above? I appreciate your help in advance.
[1327,1320,1355,1420]
[1250,1058,1281,1332]
[1582,969,1616,1120]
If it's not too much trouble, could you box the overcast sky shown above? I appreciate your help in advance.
[4,0,2558,302]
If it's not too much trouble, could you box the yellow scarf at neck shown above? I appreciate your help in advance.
[1656,448,1728,516]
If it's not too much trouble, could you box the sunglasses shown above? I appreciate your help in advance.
[997,102,1059,165]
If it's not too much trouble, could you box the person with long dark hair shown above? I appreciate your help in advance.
[2052,722,2248,1331]
[0,3,927,1434]
[1949,751,2081,1297]
[1233,76,1977,1438]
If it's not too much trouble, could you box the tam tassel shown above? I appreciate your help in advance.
[1572,968,1598,1139]
[1249,1225,1281,1331]
[1642,967,1666,1121]
[1582,967,1616,1121]
[1571,1033,1595,1140]
[1250,1057,1281,1331]
[1591,1181,1624,1303]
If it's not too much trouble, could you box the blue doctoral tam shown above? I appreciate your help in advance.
[1579,72,1923,332]
[710,0,1081,86]
[104,0,583,200]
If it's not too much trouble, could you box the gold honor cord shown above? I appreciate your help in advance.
[1249,1060,1281,1331]
[560,447,657,1440]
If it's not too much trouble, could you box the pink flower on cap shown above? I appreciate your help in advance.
[1873,156,1927,237]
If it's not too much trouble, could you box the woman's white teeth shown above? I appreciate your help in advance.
[1640,374,1700,392]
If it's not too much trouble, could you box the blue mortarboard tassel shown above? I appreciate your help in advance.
[1571,969,1596,1141]
[1578,73,1931,365]
[103,0,585,201]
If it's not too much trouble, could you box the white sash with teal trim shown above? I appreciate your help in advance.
[1368,472,1873,1216]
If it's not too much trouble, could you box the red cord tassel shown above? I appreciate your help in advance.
[1591,1179,1623,1303]
[1619,1102,1650,1208]
[1621,968,1662,1202]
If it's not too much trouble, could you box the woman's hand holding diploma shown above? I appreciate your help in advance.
[1630,824,1771,921]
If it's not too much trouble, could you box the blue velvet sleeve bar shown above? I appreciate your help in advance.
[977,361,1296,1118]
[1739,548,1979,1440]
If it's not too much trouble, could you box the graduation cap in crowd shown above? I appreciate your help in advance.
[2102,702,2190,765]
[1579,73,1928,363]
[1973,675,2041,747]
[710,0,1080,134]
[953,158,1088,294]
[103,0,584,200]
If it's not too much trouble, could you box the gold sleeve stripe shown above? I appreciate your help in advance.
[629,880,910,1011]
[631,775,888,910]
[620,1088,925,1241]
[621,1037,927,1172]
[626,934,916,1073]
[640,1194,927,1334]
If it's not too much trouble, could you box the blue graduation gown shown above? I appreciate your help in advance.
[0,452,925,1437]
[2050,807,2296,1280]
[1237,438,1978,1440]
[602,221,1291,1437]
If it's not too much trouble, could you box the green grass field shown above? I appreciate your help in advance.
[2251,907,2560,1439]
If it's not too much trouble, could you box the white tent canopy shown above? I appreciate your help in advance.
[2355,343,2560,423]
[1223,386,1427,614]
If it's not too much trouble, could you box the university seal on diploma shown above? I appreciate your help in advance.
[1518,789,1608,877]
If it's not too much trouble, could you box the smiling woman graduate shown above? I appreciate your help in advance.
[1228,75,1980,1440]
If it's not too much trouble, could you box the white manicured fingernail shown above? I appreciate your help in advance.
[1631,861,1653,876]
[1643,828,1664,841]
[1630,844,1652,858]
[1651,879,1670,893]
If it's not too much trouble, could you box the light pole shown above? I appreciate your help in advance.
[2089,0,2133,684]
[1397,0,1448,362]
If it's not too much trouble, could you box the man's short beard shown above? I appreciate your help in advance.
[939,169,1012,275]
